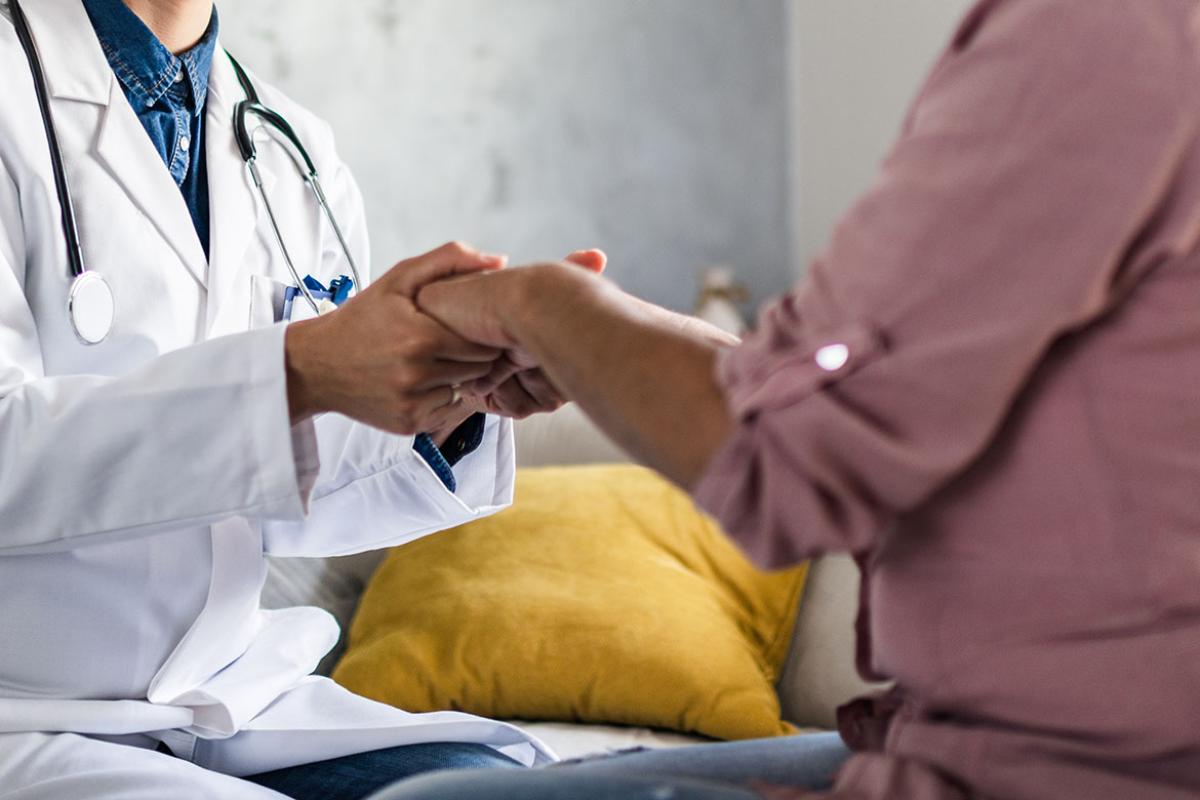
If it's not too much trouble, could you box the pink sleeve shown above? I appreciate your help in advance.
[693,0,1198,568]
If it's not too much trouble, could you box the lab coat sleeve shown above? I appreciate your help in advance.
[0,272,310,555]
[260,129,517,558]
[692,0,1200,567]
[262,413,516,558]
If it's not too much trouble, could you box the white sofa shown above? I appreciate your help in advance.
[263,404,881,760]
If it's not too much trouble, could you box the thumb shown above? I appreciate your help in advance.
[564,249,607,274]
[388,241,508,296]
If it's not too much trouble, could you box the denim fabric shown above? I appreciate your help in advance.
[81,0,217,257]
[245,742,521,800]
[413,434,458,493]
[439,413,486,468]
[369,734,852,800]
[413,414,487,493]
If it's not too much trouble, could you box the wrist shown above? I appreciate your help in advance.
[430,407,475,448]
[284,319,327,424]
[505,263,600,347]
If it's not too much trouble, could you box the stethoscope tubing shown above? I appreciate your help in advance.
[10,0,88,281]
[227,55,364,316]
[10,0,364,340]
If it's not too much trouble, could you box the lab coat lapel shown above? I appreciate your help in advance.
[94,81,210,287]
[204,50,276,336]
[23,0,209,288]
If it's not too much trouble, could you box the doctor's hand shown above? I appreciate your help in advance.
[284,242,506,434]
[457,249,606,420]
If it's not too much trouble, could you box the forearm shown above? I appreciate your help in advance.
[508,266,736,488]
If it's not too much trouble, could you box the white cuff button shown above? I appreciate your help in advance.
[815,343,851,372]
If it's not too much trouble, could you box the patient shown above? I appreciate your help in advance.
[372,1,1200,798]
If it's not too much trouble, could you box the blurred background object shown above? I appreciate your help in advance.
[221,0,970,310]
[694,267,749,336]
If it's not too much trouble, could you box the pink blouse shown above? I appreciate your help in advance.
[694,1,1200,798]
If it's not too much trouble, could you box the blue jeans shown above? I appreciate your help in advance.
[244,742,521,800]
[367,733,852,800]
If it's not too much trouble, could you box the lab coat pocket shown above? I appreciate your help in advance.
[249,274,292,328]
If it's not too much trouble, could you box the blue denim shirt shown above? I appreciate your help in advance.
[82,0,215,257]
[81,0,484,491]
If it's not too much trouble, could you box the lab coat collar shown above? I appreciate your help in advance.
[18,0,113,106]
[21,0,211,287]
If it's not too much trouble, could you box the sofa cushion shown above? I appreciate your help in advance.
[333,465,808,741]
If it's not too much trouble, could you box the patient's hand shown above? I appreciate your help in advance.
[459,354,568,419]
[420,250,607,420]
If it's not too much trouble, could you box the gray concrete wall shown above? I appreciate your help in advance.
[787,0,973,273]
[220,0,792,310]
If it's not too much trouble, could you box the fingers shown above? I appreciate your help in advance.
[564,249,607,274]
[408,359,497,393]
[468,369,564,421]
[485,377,544,420]
[386,241,508,297]
[467,353,524,395]
[515,368,565,411]
[409,386,469,433]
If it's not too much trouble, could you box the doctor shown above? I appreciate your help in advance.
[0,0,596,798]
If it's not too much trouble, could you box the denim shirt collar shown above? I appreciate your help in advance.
[81,0,219,110]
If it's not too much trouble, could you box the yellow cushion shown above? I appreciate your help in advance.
[333,465,807,740]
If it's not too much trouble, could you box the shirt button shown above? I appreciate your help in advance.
[815,343,851,372]
[174,68,185,84]
[179,136,191,153]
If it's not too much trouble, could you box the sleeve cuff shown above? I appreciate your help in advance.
[247,322,320,521]
[412,432,457,493]
[290,419,321,508]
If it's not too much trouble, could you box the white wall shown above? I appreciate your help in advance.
[787,0,973,274]
[219,0,791,310]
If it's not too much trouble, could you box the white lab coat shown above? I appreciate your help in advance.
[0,1,552,796]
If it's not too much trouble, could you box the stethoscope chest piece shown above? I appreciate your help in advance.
[68,272,115,345]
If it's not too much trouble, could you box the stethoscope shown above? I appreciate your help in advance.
[10,0,363,345]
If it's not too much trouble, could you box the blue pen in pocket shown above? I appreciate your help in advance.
[282,275,355,321]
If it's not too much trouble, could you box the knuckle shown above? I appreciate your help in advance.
[390,369,418,394]
[409,364,434,386]
[398,336,430,359]
[439,240,471,258]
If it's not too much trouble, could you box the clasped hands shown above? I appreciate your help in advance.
[284,241,603,438]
